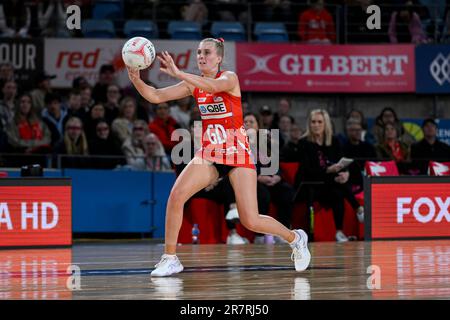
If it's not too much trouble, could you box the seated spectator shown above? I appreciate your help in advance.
[388,0,429,44]
[38,0,71,37]
[373,107,415,146]
[104,84,121,124]
[259,105,274,130]
[342,118,377,194]
[245,112,296,231]
[130,133,172,171]
[279,115,294,149]
[411,119,450,174]
[6,93,51,154]
[295,109,364,242]
[149,102,181,154]
[30,72,56,113]
[272,97,292,129]
[281,123,303,162]
[72,76,90,91]
[122,119,149,167]
[181,0,208,24]
[88,120,124,169]
[42,92,68,147]
[170,96,192,130]
[0,80,18,130]
[84,103,106,140]
[111,97,137,146]
[80,86,95,111]
[0,1,32,38]
[92,64,116,104]
[54,117,89,168]
[0,63,15,94]
[298,0,336,44]
[65,90,88,124]
[375,122,411,172]
[345,109,375,145]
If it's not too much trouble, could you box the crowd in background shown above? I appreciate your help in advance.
[1,0,450,43]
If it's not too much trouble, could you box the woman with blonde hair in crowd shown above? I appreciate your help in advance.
[131,133,172,171]
[295,109,364,242]
[111,96,137,145]
[55,116,89,168]
[121,119,149,167]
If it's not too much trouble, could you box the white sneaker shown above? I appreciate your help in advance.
[227,230,247,245]
[290,229,311,272]
[225,207,240,222]
[336,230,349,243]
[356,206,364,223]
[151,254,184,277]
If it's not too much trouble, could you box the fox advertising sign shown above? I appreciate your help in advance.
[0,179,72,247]
[236,43,415,93]
[365,176,450,240]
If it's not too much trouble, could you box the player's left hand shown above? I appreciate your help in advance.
[158,51,182,78]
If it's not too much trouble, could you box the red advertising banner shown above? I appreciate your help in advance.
[367,177,450,239]
[236,44,415,93]
[0,180,72,247]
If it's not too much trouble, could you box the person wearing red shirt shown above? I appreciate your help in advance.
[148,102,180,154]
[298,0,336,44]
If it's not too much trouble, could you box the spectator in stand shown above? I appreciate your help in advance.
[411,119,450,174]
[80,86,95,111]
[170,96,192,130]
[279,115,294,149]
[342,118,377,194]
[103,84,121,124]
[42,92,68,147]
[0,80,18,130]
[388,0,430,44]
[84,103,106,140]
[281,123,304,162]
[72,76,90,91]
[375,122,411,173]
[149,102,181,155]
[54,116,89,168]
[345,109,375,145]
[373,107,415,146]
[65,90,88,125]
[92,64,116,104]
[38,0,71,37]
[122,119,149,167]
[181,0,208,24]
[295,109,364,242]
[259,105,274,130]
[245,112,296,232]
[130,133,172,171]
[298,0,336,44]
[0,1,32,38]
[30,72,56,113]
[111,96,137,145]
[0,63,15,94]
[6,93,51,154]
[272,97,292,129]
[88,120,124,169]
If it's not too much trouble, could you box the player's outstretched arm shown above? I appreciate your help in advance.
[126,66,191,104]
[158,51,237,94]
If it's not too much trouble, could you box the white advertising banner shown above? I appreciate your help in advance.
[45,38,236,89]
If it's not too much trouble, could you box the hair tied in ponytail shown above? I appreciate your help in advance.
[217,38,225,43]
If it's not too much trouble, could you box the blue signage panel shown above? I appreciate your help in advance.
[416,45,450,94]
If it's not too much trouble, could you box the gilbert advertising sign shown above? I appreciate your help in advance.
[45,39,235,88]
[365,176,450,240]
[0,179,72,247]
[237,44,415,93]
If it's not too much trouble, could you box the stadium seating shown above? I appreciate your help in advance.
[168,21,202,40]
[92,1,123,20]
[254,22,289,42]
[82,19,116,38]
[364,160,399,176]
[210,22,246,42]
[124,20,159,39]
[428,161,450,176]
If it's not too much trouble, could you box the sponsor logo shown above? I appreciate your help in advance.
[430,53,450,85]
[213,96,223,102]
[198,102,227,115]
[198,97,207,103]
[397,197,450,224]
[245,53,278,75]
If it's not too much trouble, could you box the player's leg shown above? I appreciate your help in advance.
[228,167,311,271]
[151,157,218,277]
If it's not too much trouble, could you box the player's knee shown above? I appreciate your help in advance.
[240,216,259,232]
[168,188,188,208]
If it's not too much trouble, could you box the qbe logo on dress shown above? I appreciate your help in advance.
[199,102,227,115]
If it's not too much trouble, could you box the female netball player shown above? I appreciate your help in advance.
[127,38,310,277]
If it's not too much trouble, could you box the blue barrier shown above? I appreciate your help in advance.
[1,168,176,237]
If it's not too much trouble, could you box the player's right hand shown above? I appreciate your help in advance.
[127,66,140,83]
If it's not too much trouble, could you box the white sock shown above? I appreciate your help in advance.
[163,254,176,259]
[289,231,300,247]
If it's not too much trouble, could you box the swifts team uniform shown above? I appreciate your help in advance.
[193,71,255,176]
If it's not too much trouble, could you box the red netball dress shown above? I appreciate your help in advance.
[192,71,255,169]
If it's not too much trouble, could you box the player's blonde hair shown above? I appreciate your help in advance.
[200,38,225,70]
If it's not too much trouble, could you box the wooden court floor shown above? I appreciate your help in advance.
[1,240,449,300]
